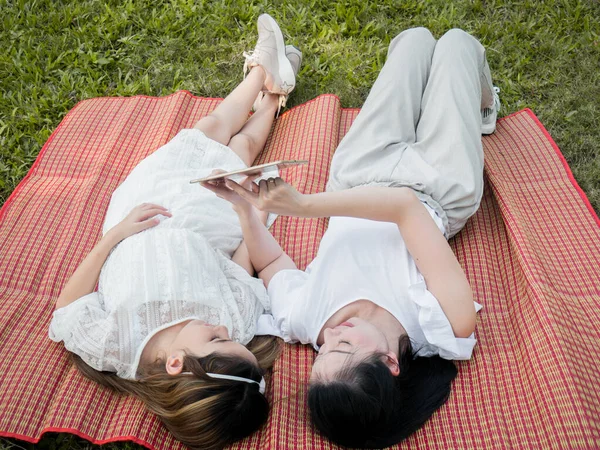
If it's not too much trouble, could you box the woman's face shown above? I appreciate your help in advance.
[310,318,390,381]
[168,320,257,371]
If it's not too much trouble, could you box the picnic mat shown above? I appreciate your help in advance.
[0,92,599,449]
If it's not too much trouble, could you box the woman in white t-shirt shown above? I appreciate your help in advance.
[48,14,301,450]
[203,27,498,448]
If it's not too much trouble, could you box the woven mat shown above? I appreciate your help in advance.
[0,93,598,449]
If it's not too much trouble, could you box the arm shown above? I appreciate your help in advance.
[235,207,297,287]
[389,191,476,338]
[228,179,476,337]
[231,209,269,276]
[201,179,297,288]
[55,230,121,310]
[55,203,171,310]
[231,241,254,276]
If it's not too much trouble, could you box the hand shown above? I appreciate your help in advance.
[109,203,171,242]
[224,177,308,217]
[200,170,257,215]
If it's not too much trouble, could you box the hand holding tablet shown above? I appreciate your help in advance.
[190,160,308,184]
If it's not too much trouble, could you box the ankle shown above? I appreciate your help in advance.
[249,65,267,83]
[260,93,279,110]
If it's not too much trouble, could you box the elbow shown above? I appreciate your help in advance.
[453,302,477,338]
[55,296,68,310]
[452,289,477,338]
[397,187,419,209]
[453,314,476,338]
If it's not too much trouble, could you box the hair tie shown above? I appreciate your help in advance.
[182,371,266,394]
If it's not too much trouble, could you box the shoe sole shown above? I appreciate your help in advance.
[258,14,295,93]
[481,109,497,135]
[481,125,496,135]
[285,45,303,74]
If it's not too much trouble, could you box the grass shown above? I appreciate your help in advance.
[0,0,598,448]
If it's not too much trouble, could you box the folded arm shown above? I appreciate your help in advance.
[55,204,170,310]
[235,208,297,287]
[231,209,270,276]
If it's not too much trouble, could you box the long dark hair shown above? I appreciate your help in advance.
[307,334,457,448]
[71,336,280,450]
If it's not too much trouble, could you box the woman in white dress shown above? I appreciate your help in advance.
[204,27,499,448]
[48,14,300,450]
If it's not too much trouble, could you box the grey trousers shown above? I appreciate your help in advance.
[326,28,495,238]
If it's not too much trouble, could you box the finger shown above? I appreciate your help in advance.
[135,216,161,232]
[200,181,219,192]
[239,175,255,189]
[259,179,269,193]
[273,177,284,186]
[141,203,169,211]
[202,180,232,195]
[267,177,278,191]
[201,181,238,202]
[210,169,228,175]
[251,182,260,194]
[226,180,259,203]
[137,208,172,221]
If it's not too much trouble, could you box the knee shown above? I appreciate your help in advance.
[433,28,482,66]
[395,27,435,43]
[193,114,229,145]
[437,28,474,50]
[228,133,255,156]
[388,27,435,56]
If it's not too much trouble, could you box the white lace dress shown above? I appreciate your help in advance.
[49,129,272,380]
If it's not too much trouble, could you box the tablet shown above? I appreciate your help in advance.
[189,160,309,184]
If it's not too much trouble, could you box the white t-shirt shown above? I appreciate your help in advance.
[257,206,482,360]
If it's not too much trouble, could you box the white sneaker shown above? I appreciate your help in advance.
[243,14,296,111]
[253,45,302,112]
[482,86,501,135]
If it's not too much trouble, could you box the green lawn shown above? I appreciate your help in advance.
[0,0,599,449]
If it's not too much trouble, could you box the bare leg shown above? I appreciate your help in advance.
[227,93,279,166]
[193,66,267,146]
[229,93,277,275]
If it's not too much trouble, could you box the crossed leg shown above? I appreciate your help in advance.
[326,27,493,238]
[193,66,278,167]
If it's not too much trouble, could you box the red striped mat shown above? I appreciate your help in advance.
[0,92,598,449]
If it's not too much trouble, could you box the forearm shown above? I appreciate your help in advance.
[55,230,121,309]
[232,241,254,275]
[302,186,415,223]
[231,206,269,275]
[398,199,475,332]
[236,209,284,273]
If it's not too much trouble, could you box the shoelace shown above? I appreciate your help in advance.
[242,50,261,77]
